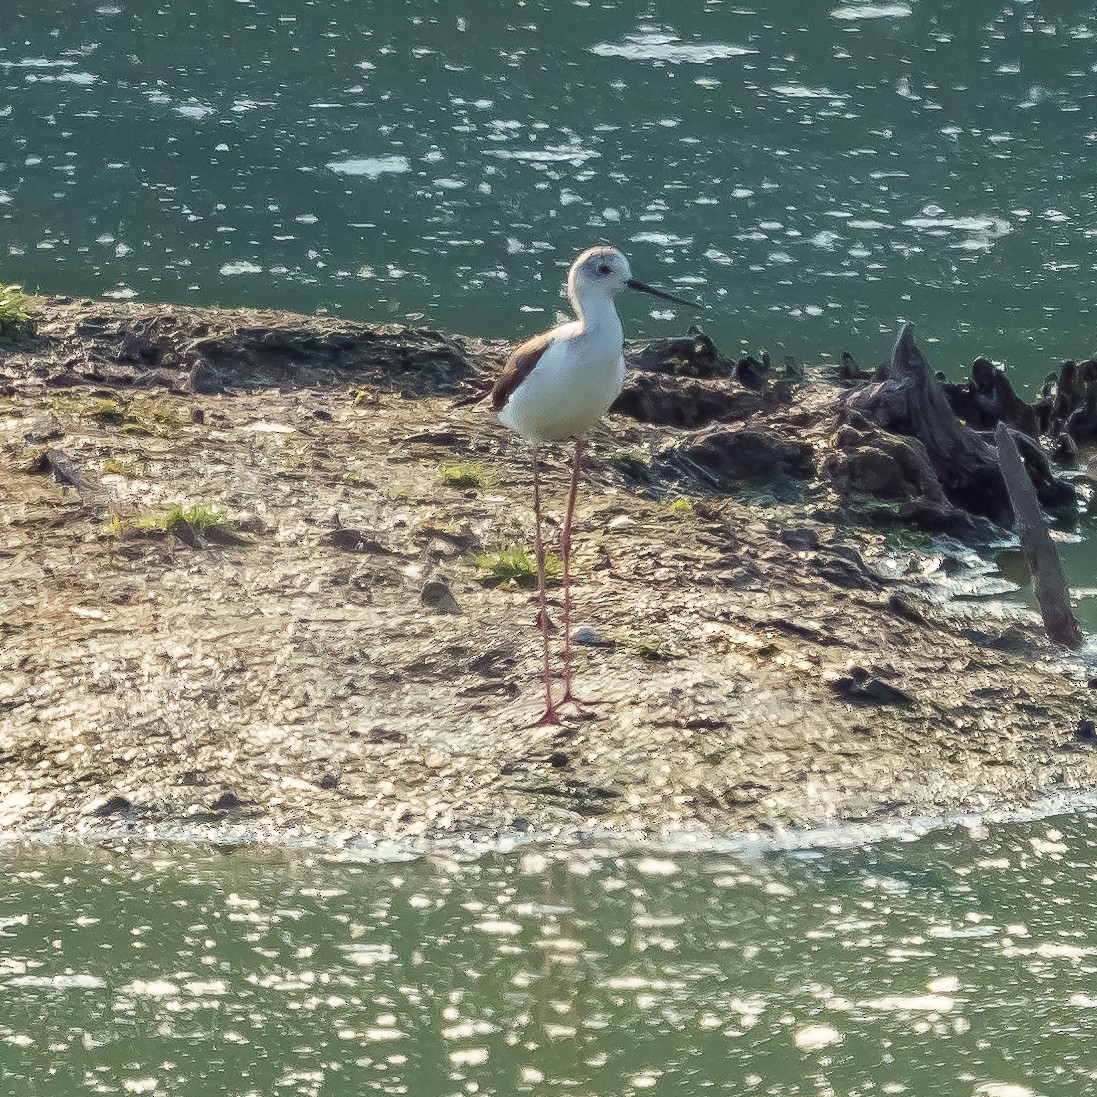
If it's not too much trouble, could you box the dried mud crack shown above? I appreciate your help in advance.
[2,295,1097,845]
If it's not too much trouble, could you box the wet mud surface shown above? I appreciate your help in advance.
[3,296,1097,845]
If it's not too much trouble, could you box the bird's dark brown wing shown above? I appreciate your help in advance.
[490,332,554,412]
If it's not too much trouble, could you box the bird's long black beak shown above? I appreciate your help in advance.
[625,278,698,309]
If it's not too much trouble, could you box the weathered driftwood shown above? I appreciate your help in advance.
[941,356,1040,438]
[842,323,1011,521]
[1036,358,1097,440]
[995,423,1082,649]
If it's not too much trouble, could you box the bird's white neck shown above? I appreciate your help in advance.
[570,290,622,336]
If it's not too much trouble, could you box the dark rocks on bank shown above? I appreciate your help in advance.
[86,794,134,817]
[841,324,1014,522]
[185,358,225,394]
[327,528,394,554]
[627,331,735,379]
[830,675,914,707]
[1051,433,1078,466]
[45,367,82,388]
[813,545,883,591]
[611,371,791,429]
[421,578,462,615]
[657,424,814,490]
[191,325,474,394]
[778,527,821,552]
[26,446,85,490]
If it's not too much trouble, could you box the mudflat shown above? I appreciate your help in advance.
[2,296,1095,844]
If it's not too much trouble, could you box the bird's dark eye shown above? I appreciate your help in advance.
[597,263,611,275]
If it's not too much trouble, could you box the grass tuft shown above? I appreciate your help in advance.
[667,498,694,516]
[473,544,561,587]
[87,396,180,434]
[89,398,137,428]
[439,461,498,491]
[0,283,35,336]
[102,457,147,479]
[109,503,246,547]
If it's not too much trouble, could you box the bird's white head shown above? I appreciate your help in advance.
[567,246,632,313]
[566,245,697,320]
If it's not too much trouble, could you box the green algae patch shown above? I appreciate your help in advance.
[474,544,561,587]
[439,461,498,491]
[108,503,249,547]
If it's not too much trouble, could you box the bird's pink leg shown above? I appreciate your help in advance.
[559,437,597,713]
[530,447,560,726]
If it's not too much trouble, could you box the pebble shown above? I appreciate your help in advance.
[421,578,461,614]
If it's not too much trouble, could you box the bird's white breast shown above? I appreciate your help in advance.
[498,317,625,443]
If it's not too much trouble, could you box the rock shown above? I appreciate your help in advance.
[813,546,882,591]
[86,794,133,817]
[827,424,947,504]
[778,527,820,552]
[26,447,84,489]
[1004,429,1075,512]
[611,372,786,429]
[657,425,814,489]
[211,791,242,810]
[571,624,612,646]
[887,593,930,625]
[185,358,225,394]
[627,331,734,379]
[131,370,176,389]
[45,368,81,388]
[830,676,914,706]
[24,421,65,444]
[190,324,473,394]
[1076,718,1097,744]
[328,528,394,554]
[421,578,461,614]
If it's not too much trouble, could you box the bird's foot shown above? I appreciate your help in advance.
[527,705,564,728]
[558,690,600,720]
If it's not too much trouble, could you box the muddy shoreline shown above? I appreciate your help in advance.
[3,295,1097,845]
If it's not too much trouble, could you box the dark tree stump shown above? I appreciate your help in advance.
[841,324,1012,521]
[941,356,1040,437]
[995,423,1082,649]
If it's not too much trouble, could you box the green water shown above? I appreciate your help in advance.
[3,813,1097,1095]
[4,1,1096,379]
